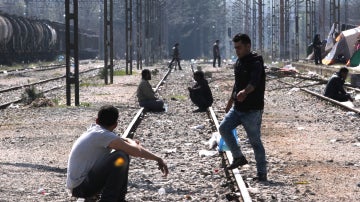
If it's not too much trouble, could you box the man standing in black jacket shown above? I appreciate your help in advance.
[219,34,267,181]
[313,34,322,65]
[213,40,221,67]
[168,43,182,70]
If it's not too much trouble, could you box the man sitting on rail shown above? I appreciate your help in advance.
[188,70,213,112]
[66,105,169,201]
[324,67,354,102]
[137,69,166,112]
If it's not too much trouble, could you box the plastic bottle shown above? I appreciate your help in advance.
[158,187,166,195]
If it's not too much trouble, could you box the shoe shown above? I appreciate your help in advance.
[253,172,267,181]
[226,156,248,170]
[193,108,207,113]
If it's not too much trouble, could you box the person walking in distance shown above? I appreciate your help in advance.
[219,34,267,181]
[168,43,182,70]
[213,40,221,67]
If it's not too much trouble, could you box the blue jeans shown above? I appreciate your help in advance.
[219,108,267,174]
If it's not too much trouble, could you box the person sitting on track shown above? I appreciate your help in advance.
[324,67,354,102]
[137,69,166,112]
[188,70,213,112]
[66,105,168,201]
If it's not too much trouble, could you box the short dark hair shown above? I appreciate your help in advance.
[233,33,251,45]
[194,70,205,79]
[141,69,150,79]
[97,105,119,127]
[339,67,349,74]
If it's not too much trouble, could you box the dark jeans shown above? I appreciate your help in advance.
[314,48,322,64]
[330,93,351,102]
[139,99,164,112]
[168,58,182,70]
[213,56,221,67]
[72,151,130,202]
[189,91,212,109]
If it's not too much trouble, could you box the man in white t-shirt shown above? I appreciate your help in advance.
[66,105,168,201]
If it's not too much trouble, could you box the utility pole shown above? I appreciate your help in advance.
[271,0,279,60]
[103,0,114,84]
[258,0,263,55]
[125,0,133,75]
[330,0,340,28]
[136,0,143,70]
[279,0,285,59]
[284,0,290,60]
[65,0,79,106]
[294,0,299,61]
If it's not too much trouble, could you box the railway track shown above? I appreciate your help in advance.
[272,75,360,114]
[0,66,102,109]
[94,66,252,201]
[0,60,97,76]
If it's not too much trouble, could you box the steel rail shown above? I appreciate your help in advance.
[207,107,252,202]
[278,79,360,114]
[121,68,172,139]
[0,67,101,109]
[0,67,101,94]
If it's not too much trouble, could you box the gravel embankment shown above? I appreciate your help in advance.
[0,62,359,201]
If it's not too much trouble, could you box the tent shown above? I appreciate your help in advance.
[322,26,360,65]
[350,50,360,67]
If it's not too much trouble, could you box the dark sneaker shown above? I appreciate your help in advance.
[226,156,248,170]
[193,108,207,113]
[253,172,267,182]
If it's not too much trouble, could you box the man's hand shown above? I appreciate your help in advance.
[157,158,169,177]
[236,90,247,102]
[225,99,233,113]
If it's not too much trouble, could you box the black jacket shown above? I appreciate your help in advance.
[190,79,213,105]
[213,43,220,57]
[232,52,265,111]
[324,73,351,102]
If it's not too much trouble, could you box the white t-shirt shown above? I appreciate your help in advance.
[66,124,119,189]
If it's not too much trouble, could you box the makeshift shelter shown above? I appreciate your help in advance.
[349,50,360,67]
[322,26,360,65]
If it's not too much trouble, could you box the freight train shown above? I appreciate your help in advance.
[0,12,99,65]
